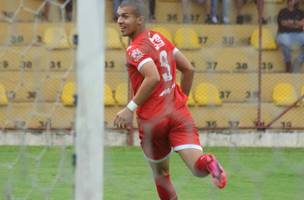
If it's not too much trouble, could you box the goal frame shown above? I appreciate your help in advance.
[75,0,105,199]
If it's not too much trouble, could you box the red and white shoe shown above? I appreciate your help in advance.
[205,154,227,189]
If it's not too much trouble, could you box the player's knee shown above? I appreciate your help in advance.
[151,165,170,177]
[153,168,170,177]
[192,155,210,177]
[192,168,209,177]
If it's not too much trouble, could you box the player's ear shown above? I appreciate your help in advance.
[137,16,144,25]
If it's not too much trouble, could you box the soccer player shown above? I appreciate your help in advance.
[113,0,227,199]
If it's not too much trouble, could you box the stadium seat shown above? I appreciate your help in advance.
[262,103,304,129]
[0,71,74,102]
[114,83,128,106]
[194,83,222,106]
[193,73,259,103]
[51,105,75,129]
[190,103,267,129]
[148,24,257,47]
[61,81,76,106]
[0,22,37,46]
[196,25,256,47]
[121,36,129,49]
[155,1,182,23]
[272,83,297,106]
[187,90,195,106]
[190,102,304,129]
[105,50,126,71]
[250,27,277,50]
[105,71,129,89]
[106,27,123,49]
[0,83,8,105]
[43,27,70,49]
[0,46,73,72]
[155,0,206,24]
[58,81,116,107]
[47,49,74,71]
[0,47,19,70]
[261,74,304,102]
[174,27,201,50]
[0,102,74,129]
[229,3,285,25]
[151,26,173,42]
[104,84,115,106]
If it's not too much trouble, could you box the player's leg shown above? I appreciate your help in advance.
[177,148,227,189]
[148,159,177,200]
[176,148,206,176]
[138,117,178,200]
[169,106,227,189]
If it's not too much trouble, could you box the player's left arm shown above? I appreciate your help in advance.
[114,60,160,129]
[174,50,194,96]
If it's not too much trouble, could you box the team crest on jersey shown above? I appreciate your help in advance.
[130,48,143,62]
[149,33,164,50]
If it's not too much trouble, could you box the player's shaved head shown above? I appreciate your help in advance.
[120,0,146,18]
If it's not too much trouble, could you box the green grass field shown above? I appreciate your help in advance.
[0,146,303,200]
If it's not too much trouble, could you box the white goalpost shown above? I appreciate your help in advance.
[75,0,105,199]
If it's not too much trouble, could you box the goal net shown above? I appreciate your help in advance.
[0,0,78,199]
[0,0,107,198]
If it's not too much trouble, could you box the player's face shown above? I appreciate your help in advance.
[117,6,143,38]
[287,0,296,7]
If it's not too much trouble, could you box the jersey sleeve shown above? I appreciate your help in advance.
[126,44,154,71]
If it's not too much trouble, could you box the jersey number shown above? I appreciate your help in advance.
[160,50,172,82]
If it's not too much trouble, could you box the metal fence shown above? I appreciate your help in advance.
[0,0,303,131]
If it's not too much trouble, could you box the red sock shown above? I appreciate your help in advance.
[154,174,177,200]
[194,154,210,177]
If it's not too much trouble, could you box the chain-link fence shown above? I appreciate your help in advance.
[104,0,304,131]
[0,0,76,131]
[1,0,303,131]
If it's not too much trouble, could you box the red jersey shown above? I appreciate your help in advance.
[126,30,187,119]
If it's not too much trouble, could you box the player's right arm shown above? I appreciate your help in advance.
[132,61,160,105]
[174,50,194,96]
[113,60,160,129]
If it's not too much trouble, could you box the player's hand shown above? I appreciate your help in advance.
[113,107,133,130]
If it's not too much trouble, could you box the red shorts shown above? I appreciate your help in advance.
[137,105,202,163]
